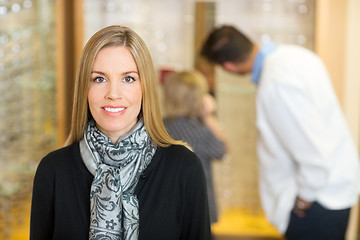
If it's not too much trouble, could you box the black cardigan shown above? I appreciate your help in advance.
[30,143,211,240]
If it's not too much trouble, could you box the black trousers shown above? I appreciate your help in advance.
[285,202,350,240]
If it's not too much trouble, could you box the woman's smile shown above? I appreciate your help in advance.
[102,106,126,113]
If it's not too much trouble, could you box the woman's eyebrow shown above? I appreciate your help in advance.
[124,71,139,75]
[90,70,139,77]
[91,70,106,75]
[91,70,138,74]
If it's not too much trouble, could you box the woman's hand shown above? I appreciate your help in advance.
[201,93,217,118]
[200,93,229,151]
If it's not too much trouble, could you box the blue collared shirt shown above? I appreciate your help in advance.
[251,41,278,85]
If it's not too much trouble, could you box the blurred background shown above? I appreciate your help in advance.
[0,0,359,239]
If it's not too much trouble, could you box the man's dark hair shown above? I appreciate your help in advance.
[201,25,254,64]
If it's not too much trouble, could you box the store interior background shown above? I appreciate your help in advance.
[0,0,360,239]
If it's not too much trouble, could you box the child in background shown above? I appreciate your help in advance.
[162,70,228,225]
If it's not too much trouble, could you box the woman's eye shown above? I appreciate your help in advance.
[124,76,135,83]
[94,77,106,83]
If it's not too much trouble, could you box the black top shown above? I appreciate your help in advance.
[30,143,211,240]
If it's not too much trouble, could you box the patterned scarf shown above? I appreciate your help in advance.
[80,119,155,240]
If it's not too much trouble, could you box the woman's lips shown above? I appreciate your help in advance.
[102,106,126,113]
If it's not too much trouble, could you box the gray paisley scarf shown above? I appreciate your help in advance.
[79,118,155,240]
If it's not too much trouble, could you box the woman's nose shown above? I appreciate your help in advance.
[105,81,122,100]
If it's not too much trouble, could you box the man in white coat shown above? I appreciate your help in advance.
[201,25,360,240]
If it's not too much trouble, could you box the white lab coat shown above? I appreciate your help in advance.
[255,44,360,233]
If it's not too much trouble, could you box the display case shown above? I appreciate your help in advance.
[0,0,57,238]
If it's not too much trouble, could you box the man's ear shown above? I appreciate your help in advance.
[222,61,238,72]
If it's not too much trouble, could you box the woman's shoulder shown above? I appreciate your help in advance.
[158,144,202,169]
[37,142,80,171]
[155,145,206,185]
[161,144,194,157]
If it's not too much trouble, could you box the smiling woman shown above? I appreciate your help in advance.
[88,46,142,143]
[30,26,211,240]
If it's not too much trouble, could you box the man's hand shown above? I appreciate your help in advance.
[293,196,313,217]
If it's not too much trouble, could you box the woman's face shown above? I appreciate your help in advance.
[88,46,142,143]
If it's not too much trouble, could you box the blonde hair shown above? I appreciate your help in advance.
[162,71,208,119]
[65,25,184,148]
